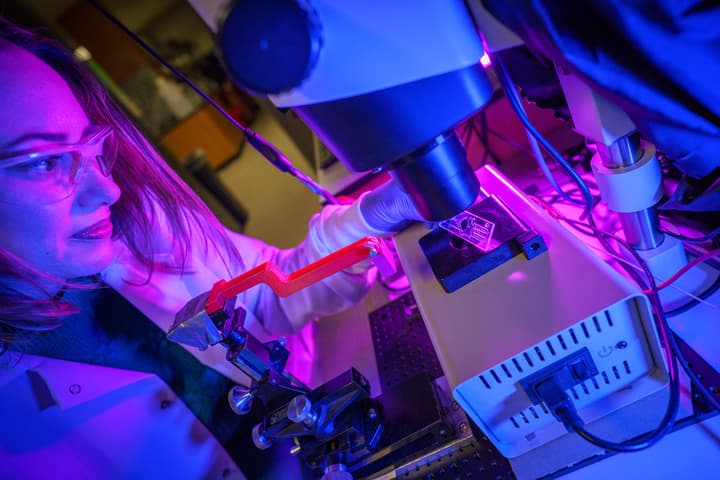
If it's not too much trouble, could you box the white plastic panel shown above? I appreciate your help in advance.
[455,300,667,457]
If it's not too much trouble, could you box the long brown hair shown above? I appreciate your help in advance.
[0,18,240,346]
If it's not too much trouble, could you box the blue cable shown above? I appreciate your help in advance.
[493,55,594,219]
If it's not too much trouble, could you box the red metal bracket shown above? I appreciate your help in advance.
[205,236,393,315]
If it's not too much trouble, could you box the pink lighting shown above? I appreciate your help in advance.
[507,270,527,282]
[480,51,491,68]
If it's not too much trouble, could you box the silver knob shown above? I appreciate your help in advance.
[251,423,272,450]
[287,394,315,424]
[228,386,254,416]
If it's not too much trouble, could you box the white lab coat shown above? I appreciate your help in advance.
[0,202,383,480]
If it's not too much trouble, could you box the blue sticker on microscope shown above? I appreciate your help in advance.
[439,210,496,252]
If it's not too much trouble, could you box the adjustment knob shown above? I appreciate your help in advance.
[252,423,273,450]
[287,394,315,425]
[227,385,254,415]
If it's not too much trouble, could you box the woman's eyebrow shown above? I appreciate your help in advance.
[1,132,68,150]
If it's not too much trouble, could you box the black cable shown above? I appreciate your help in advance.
[532,195,720,449]
[87,0,341,205]
[476,111,503,166]
[560,216,720,413]
[532,209,679,450]
[559,218,681,451]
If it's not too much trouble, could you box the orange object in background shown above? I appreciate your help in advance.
[161,101,247,170]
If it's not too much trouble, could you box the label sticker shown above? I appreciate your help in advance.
[439,210,496,252]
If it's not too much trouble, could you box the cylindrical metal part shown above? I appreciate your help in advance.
[391,131,479,221]
[228,386,254,415]
[598,132,642,168]
[252,423,272,450]
[595,135,663,250]
[618,208,663,250]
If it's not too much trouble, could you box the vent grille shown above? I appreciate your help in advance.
[476,310,619,391]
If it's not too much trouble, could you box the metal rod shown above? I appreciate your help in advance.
[618,208,664,250]
[598,133,663,250]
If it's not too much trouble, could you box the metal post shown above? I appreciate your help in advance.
[597,133,664,250]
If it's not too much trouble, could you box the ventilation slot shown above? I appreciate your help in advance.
[534,346,545,362]
[545,340,556,356]
[501,364,513,378]
[605,310,614,327]
[509,405,551,431]
[581,322,590,338]
[523,352,534,368]
[569,328,578,344]
[593,316,602,332]
[512,358,524,373]
[490,369,502,384]
[557,334,568,350]
[570,387,579,400]
[574,363,631,396]
[479,375,491,389]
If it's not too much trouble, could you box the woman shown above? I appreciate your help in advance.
[0,19,420,479]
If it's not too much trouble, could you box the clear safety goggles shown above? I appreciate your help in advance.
[0,125,115,205]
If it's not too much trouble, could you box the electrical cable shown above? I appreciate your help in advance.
[661,224,720,244]
[664,271,720,317]
[477,111,503,166]
[492,55,594,218]
[529,196,720,449]
[485,125,534,158]
[88,0,341,206]
[559,216,720,414]
[537,193,720,315]
[557,217,680,451]
[526,126,566,198]
[642,248,720,295]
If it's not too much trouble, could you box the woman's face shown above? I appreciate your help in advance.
[0,43,121,280]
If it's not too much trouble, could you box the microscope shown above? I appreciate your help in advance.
[178,1,719,478]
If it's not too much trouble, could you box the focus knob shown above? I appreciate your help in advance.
[219,0,322,95]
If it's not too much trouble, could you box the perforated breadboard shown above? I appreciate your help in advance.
[369,291,444,391]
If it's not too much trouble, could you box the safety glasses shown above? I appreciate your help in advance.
[0,125,115,205]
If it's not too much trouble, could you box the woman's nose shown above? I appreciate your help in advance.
[74,157,121,207]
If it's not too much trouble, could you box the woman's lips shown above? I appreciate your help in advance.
[72,219,113,239]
